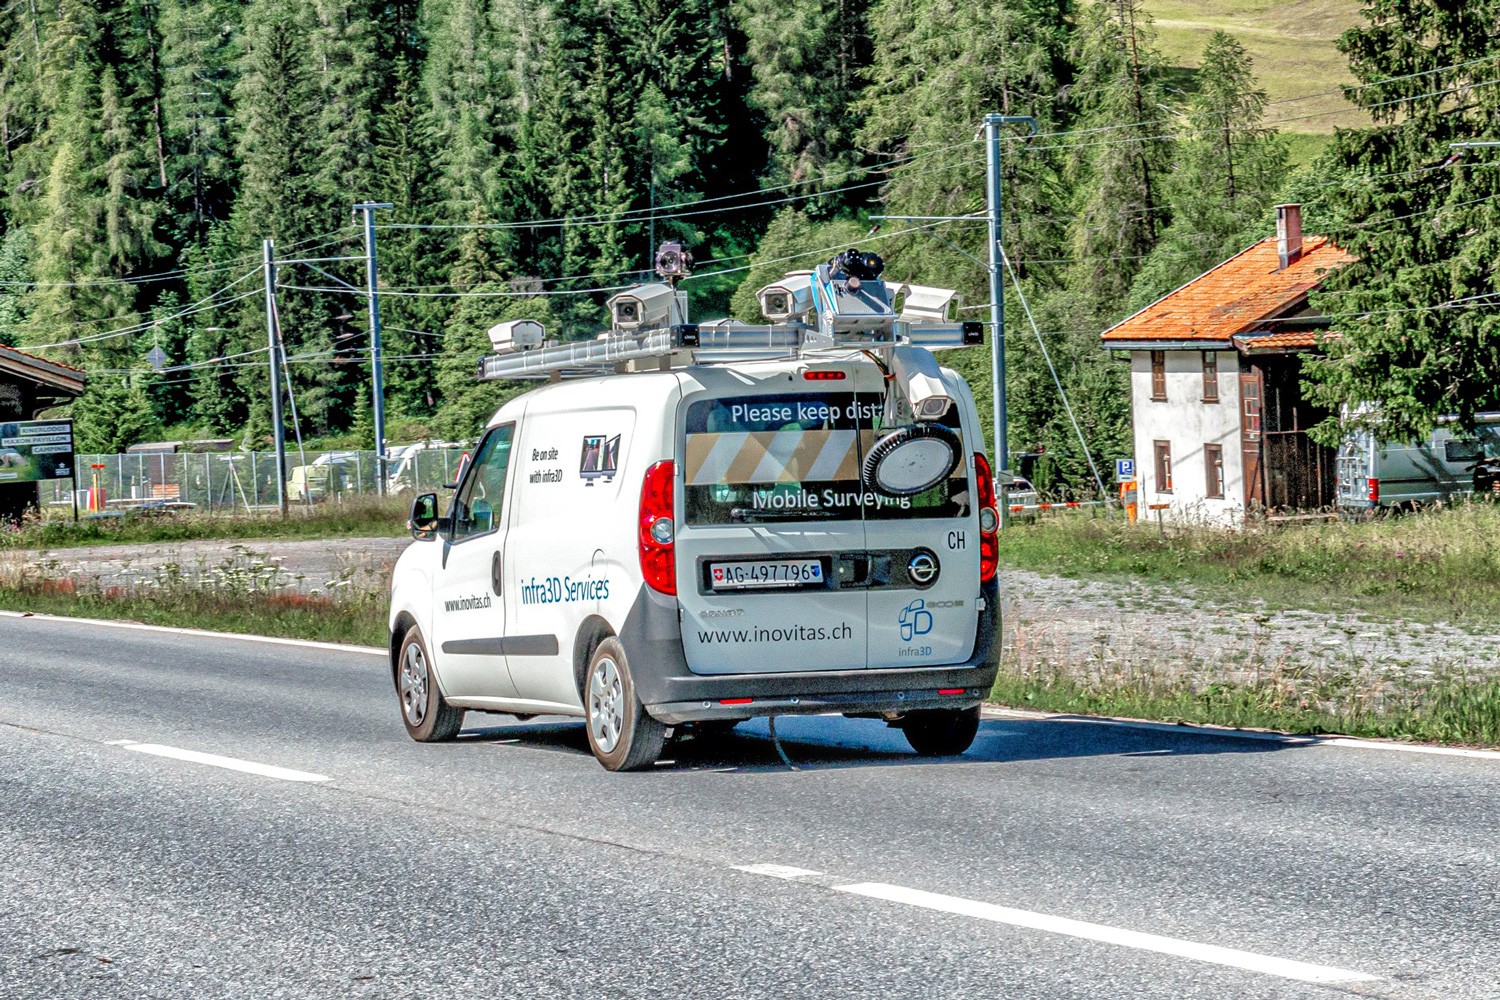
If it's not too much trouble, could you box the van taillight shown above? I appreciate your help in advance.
[973,452,999,583]
[639,460,676,595]
[1367,477,1380,504]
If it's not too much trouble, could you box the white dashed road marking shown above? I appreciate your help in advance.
[738,865,1380,986]
[120,742,331,783]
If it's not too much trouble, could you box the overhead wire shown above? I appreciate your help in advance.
[1000,246,1109,500]
[26,275,261,350]
[375,141,978,235]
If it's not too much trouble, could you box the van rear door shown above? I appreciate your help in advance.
[673,365,981,674]
[674,378,872,674]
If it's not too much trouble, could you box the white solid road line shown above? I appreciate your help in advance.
[731,863,825,881]
[836,882,1379,986]
[984,706,1500,761]
[0,610,384,656]
[121,743,331,783]
[737,866,1379,986]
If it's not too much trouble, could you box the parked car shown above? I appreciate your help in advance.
[385,441,468,494]
[286,452,361,503]
[1003,475,1038,512]
[1336,412,1500,513]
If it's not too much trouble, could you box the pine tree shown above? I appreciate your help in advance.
[735,0,870,197]
[433,216,550,439]
[1065,1,1173,320]
[0,228,32,346]
[312,0,382,220]
[181,223,250,432]
[1128,30,1287,308]
[860,0,1073,299]
[372,56,447,420]
[232,0,337,434]
[159,0,241,239]
[1301,0,1500,440]
[575,36,633,284]
[72,374,162,452]
[632,83,695,255]
[100,66,165,285]
[421,0,517,219]
[117,0,172,192]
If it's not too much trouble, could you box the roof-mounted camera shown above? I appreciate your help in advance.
[655,240,692,284]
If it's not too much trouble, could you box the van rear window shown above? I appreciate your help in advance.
[682,392,970,524]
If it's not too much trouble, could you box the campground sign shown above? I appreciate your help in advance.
[0,419,75,483]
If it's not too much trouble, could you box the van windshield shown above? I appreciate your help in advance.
[682,392,970,524]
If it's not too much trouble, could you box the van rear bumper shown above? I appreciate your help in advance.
[618,579,1000,725]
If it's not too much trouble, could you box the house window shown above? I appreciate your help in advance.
[1151,351,1166,401]
[1202,352,1219,402]
[1205,444,1224,498]
[1154,440,1173,493]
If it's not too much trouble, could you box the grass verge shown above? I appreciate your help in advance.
[999,502,1500,626]
[990,661,1500,748]
[0,585,387,648]
[0,546,386,648]
[4,495,409,551]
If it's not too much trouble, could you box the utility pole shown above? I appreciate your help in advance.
[983,113,1037,524]
[353,201,394,495]
[263,238,288,518]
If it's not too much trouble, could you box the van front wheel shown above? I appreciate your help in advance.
[585,638,665,771]
[396,627,464,742]
[901,705,981,756]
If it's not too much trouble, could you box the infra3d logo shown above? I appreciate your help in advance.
[899,599,934,642]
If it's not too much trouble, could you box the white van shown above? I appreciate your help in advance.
[388,254,1001,770]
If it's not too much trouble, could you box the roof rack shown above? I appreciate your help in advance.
[476,256,984,382]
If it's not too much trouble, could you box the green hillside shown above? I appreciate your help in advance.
[1145,0,1364,138]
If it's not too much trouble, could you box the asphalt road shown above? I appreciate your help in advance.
[2,615,1498,1000]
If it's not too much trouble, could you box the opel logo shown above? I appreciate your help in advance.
[908,551,939,587]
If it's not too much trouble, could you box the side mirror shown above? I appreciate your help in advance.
[408,492,441,540]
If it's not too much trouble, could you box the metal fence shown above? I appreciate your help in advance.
[39,448,470,513]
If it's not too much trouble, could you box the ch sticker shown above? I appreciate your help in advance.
[900,599,934,642]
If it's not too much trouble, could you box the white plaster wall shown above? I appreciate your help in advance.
[1129,350,1244,527]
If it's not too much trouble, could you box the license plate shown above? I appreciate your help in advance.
[709,558,824,591]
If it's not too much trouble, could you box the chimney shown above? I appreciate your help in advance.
[1276,204,1303,270]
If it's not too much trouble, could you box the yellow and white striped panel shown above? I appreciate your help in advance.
[685,430,874,485]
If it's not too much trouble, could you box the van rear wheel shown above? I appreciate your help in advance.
[901,705,981,756]
[585,638,665,771]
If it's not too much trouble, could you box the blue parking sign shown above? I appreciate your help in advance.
[1116,458,1135,480]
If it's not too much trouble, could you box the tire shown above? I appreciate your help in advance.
[584,637,665,771]
[901,705,981,756]
[395,627,465,743]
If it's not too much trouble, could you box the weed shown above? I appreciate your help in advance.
[0,546,385,647]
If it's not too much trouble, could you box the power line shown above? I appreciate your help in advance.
[0,228,357,290]
[375,142,976,235]
[24,276,261,351]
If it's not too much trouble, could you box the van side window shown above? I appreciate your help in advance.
[451,425,515,541]
[1445,439,1482,464]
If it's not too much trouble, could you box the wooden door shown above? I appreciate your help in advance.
[1240,371,1264,508]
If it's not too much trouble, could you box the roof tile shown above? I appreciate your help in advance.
[1100,236,1352,344]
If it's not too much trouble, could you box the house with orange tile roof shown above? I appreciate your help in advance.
[0,343,86,522]
[1100,205,1353,524]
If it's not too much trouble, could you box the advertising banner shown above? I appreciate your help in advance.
[0,419,75,483]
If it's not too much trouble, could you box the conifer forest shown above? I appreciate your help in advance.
[1,0,1496,491]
